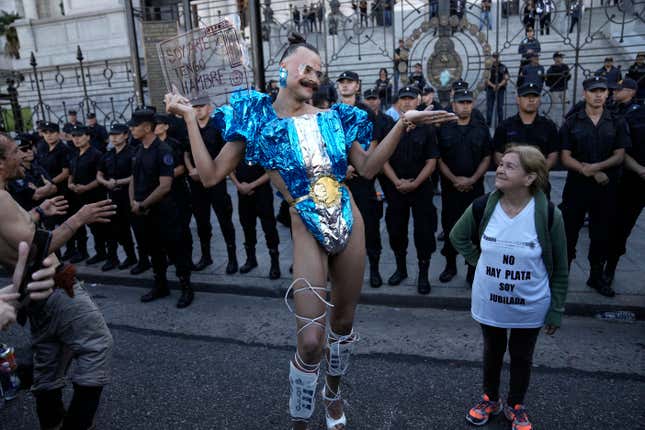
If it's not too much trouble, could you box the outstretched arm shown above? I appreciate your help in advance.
[350,109,456,180]
[165,92,245,188]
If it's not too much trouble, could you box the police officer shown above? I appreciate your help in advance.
[437,89,492,284]
[559,76,629,297]
[485,52,510,127]
[128,109,194,308]
[595,57,622,95]
[545,52,571,124]
[184,95,238,274]
[382,85,440,294]
[62,109,83,143]
[154,113,193,258]
[36,121,74,257]
[445,80,487,124]
[86,112,109,152]
[418,85,442,111]
[518,27,541,57]
[96,123,138,272]
[604,78,644,286]
[518,52,545,87]
[230,161,281,279]
[493,82,559,170]
[364,88,396,131]
[68,125,108,264]
[626,52,645,103]
[337,71,388,287]
[7,135,57,210]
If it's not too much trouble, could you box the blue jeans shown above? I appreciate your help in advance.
[480,11,492,30]
[486,87,505,126]
[384,10,392,26]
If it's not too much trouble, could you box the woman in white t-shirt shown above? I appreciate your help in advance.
[450,145,569,430]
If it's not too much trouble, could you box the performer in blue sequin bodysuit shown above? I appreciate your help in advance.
[165,33,456,430]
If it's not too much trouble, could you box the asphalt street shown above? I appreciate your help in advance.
[1,282,643,429]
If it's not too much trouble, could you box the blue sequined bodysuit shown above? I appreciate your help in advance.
[213,90,372,254]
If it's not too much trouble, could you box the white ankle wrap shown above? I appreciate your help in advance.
[289,360,319,421]
[326,328,359,377]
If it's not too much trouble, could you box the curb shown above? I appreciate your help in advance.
[78,272,645,321]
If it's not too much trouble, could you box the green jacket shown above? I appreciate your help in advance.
[449,190,569,327]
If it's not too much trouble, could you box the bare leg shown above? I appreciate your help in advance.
[324,202,366,429]
[290,210,330,430]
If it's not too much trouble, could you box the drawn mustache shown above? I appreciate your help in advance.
[300,80,319,91]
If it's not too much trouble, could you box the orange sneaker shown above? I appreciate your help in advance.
[465,394,502,426]
[504,404,533,430]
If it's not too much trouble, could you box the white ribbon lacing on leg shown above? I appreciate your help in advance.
[285,277,334,336]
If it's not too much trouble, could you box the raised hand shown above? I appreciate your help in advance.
[76,199,116,224]
[164,87,194,118]
[403,109,457,128]
[40,196,69,217]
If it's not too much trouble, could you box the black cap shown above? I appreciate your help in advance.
[453,89,474,102]
[452,79,469,90]
[518,82,542,96]
[87,112,96,119]
[616,78,637,91]
[154,113,172,125]
[191,95,211,106]
[109,123,129,134]
[604,57,613,62]
[363,89,378,99]
[68,110,77,115]
[422,85,434,94]
[337,71,359,82]
[526,52,539,59]
[583,76,608,91]
[492,52,500,58]
[70,125,89,136]
[398,85,420,98]
[127,109,156,127]
[553,51,564,58]
[41,122,60,132]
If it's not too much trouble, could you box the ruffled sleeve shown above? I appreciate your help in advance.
[211,89,276,166]
[331,103,373,151]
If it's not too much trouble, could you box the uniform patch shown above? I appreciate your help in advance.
[163,154,174,166]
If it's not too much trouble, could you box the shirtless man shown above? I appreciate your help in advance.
[0,132,116,430]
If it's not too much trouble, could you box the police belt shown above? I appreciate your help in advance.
[289,176,345,208]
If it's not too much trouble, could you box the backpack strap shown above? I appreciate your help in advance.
[471,192,491,243]
[547,200,554,231]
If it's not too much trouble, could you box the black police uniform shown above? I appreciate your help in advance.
[382,122,439,290]
[130,137,192,284]
[87,123,109,152]
[97,141,138,266]
[234,161,280,277]
[187,117,237,272]
[626,59,645,102]
[493,112,559,157]
[8,159,51,211]
[162,134,192,249]
[518,62,545,87]
[69,144,107,261]
[606,101,645,279]
[438,113,492,274]
[559,94,630,288]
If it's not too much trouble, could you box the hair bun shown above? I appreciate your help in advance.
[287,31,306,45]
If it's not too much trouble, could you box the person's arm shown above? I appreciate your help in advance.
[140,176,172,209]
[469,155,492,184]
[625,154,645,176]
[410,159,436,189]
[248,173,270,189]
[545,151,559,170]
[51,168,69,186]
[165,94,245,188]
[561,149,588,175]
[128,176,135,205]
[79,178,99,193]
[173,164,186,178]
[349,110,456,179]
[382,162,401,185]
[590,149,625,172]
[544,208,569,331]
[448,204,481,267]
[96,170,114,189]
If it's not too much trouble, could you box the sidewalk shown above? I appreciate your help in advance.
[75,172,645,319]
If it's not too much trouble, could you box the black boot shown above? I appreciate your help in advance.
[176,276,194,309]
[602,257,618,286]
[368,253,383,288]
[417,259,431,295]
[587,263,615,297]
[439,256,457,283]
[466,264,475,286]
[269,248,281,280]
[225,244,238,274]
[141,275,170,302]
[69,241,89,264]
[130,258,151,275]
[118,247,138,270]
[192,242,213,272]
[101,256,119,272]
[86,251,107,265]
[388,254,408,286]
[239,246,258,274]
[61,245,76,261]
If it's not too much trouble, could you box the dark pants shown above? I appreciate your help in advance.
[441,180,484,259]
[568,17,579,33]
[559,175,617,265]
[71,192,107,256]
[540,13,551,34]
[347,176,383,258]
[106,189,135,258]
[608,173,645,261]
[130,200,192,279]
[481,323,541,406]
[486,87,505,126]
[383,180,437,260]
[189,179,236,248]
[238,183,279,249]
